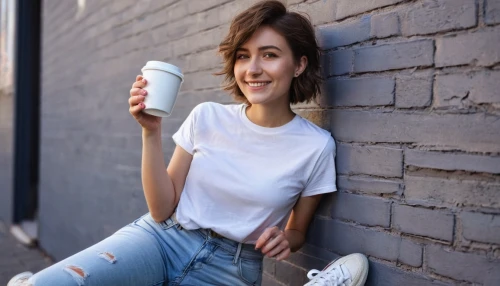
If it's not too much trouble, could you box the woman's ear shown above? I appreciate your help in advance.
[295,56,308,77]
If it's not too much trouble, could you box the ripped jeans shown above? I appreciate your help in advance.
[24,213,263,286]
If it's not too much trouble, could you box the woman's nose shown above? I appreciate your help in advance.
[247,58,262,76]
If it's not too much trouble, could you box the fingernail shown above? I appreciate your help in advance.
[142,79,147,83]
[140,103,145,108]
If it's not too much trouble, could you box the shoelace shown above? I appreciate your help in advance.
[306,265,351,286]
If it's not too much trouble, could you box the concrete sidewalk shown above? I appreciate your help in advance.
[0,221,52,285]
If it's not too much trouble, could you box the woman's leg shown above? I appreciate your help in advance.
[23,216,168,286]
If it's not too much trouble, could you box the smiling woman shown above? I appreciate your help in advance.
[8,1,368,286]
[218,1,321,105]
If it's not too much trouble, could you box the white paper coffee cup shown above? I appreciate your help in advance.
[141,61,184,117]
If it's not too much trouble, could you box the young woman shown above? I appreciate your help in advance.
[9,1,368,285]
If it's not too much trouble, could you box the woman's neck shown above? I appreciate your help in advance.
[245,103,296,128]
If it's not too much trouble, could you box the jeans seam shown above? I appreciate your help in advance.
[173,240,208,286]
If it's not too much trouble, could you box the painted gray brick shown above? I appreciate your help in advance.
[308,219,401,261]
[354,40,434,72]
[398,239,422,267]
[321,76,394,107]
[436,28,500,67]
[320,52,329,78]
[405,175,500,209]
[183,48,222,73]
[263,257,275,275]
[426,245,500,284]
[371,12,400,38]
[395,71,432,108]
[434,71,500,108]
[297,244,340,268]
[366,259,452,286]
[485,0,500,24]
[285,250,332,274]
[337,175,401,194]
[405,149,500,174]
[331,192,391,227]
[460,212,500,244]
[392,204,454,242]
[262,274,284,286]
[318,16,371,49]
[401,0,476,36]
[336,0,404,19]
[274,261,308,286]
[290,0,336,26]
[336,144,403,177]
[330,110,500,153]
[328,49,352,76]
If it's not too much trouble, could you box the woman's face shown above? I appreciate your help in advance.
[234,26,304,106]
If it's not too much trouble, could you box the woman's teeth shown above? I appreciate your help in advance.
[247,82,269,87]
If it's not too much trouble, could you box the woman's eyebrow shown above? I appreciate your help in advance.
[258,45,282,51]
[236,45,282,52]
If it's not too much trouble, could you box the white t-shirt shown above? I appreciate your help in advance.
[172,102,336,243]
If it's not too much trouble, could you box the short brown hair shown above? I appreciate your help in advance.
[217,0,322,104]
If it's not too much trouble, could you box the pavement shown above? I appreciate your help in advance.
[0,220,53,285]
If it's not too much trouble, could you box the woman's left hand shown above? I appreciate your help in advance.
[255,226,291,261]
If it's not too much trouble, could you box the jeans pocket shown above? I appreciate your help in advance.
[238,258,262,286]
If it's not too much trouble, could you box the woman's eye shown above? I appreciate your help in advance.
[236,54,248,59]
[264,53,277,58]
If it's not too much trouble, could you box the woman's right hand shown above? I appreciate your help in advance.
[129,75,162,132]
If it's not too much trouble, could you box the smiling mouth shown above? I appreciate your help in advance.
[246,81,271,87]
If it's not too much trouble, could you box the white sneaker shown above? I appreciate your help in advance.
[7,271,33,286]
[304,253,368,286]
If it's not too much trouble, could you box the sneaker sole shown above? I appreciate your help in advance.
[7,271,33,286]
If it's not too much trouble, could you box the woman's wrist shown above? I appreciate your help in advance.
[284,229,305,252]
[142,126,161,139]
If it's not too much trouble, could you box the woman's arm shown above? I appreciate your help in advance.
[142,129,193,222]
[285,194,323,251]
[255,194,324,260]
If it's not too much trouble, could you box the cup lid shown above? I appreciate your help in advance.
[142,61,184,80]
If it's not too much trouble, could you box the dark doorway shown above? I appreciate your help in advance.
[12,0,41,244]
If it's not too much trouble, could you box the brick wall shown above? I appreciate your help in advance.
[39,0,499,285]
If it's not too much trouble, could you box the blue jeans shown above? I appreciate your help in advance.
[26,213,263,285]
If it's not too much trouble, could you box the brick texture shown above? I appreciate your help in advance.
[330,110,500,152]
[337,175,401,194]
[460,212,500,244]
[371,12,400,38]
[353,40,434,72]
[336,144,403,177]
[395,71,432,108]
[318,16,371,49]
[392,204,454,242]
[336,0,405,19]
[405,175,500,209]
[426,245,500,284]
[485,0,500,24]
[331,192,391,227]
[405,149,500,174]
[401,0,477,36]
[320,76,394,107]
[435,28,500,67]
[434,70,500,108]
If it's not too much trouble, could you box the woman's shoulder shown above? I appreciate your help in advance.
[296,115,333,138]
[193,102,241,114]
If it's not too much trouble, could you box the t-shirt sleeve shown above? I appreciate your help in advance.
[172,104,201,155]
[301,136,337,197]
